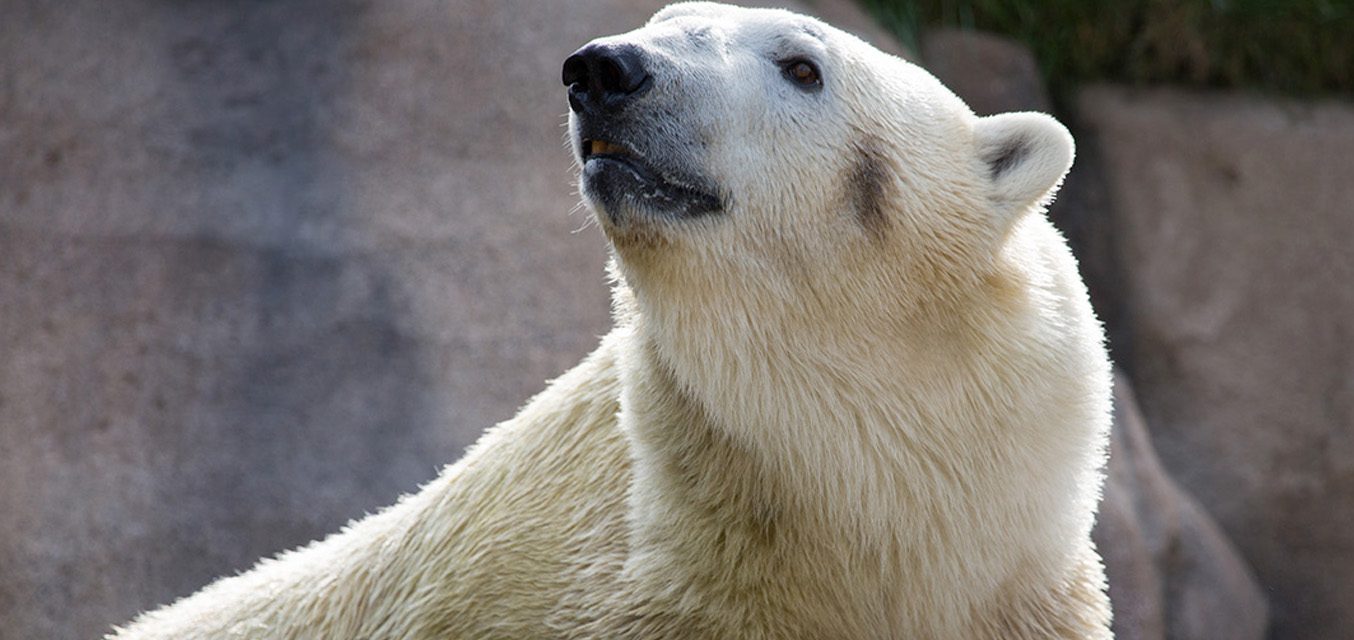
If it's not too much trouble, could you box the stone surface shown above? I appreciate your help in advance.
[1095,373,1268,640]
[920,28,1050,116]
[0,3,617,637]
[1079,84,1354,640]
[0,1,900,637]
[804,0,912,60]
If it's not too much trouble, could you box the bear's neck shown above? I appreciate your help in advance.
[616,274,1101,633]
[622,284,989,542]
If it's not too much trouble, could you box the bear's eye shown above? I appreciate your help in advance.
[781,58,821,89]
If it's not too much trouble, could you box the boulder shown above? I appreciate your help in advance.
[803,0,913,60]
[1078,84,1354,640]
[0,3,618,637]
[1096,373,1268,640]
[0,1,900,637]
[921,27,1050,116]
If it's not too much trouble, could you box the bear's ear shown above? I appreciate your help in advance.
[973,112,1074,216]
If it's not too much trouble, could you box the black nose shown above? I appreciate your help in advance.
[562,43,651,113]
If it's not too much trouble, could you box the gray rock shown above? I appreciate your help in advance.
[1096,373,1268,640]
[804,0,913,60]
[0,1,902,637]
[920,28,1050,116]
[1078,84,1354,640]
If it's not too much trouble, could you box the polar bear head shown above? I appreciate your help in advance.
[563,1,1073,324]
[561,9,1106,616]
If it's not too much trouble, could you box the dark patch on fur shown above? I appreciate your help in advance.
[848,136,892,240]
[985,137,1029,179]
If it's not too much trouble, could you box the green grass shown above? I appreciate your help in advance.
[859,0,1354,96]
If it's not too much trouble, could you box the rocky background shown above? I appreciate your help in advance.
[0,1,1347,638]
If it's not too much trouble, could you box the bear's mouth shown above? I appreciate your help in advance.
[579,137,723,221]
[583,139,632,160]
[581,138,656,181]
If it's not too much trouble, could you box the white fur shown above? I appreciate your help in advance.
[974,112,1076,220]
[110,3,1112,638]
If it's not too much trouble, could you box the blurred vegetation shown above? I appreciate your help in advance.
[858,0,1354,96]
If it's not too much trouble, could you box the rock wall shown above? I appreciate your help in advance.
[0,0,890,637]
[1096,374,1268,640]
[0,1,625,637]
[1078,85,1354,640]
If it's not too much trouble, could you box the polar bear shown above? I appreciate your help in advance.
[110,3,1112,639]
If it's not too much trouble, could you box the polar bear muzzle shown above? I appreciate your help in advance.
[562,43,651,114]
[563,40,723,227]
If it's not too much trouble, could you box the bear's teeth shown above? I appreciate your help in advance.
[590,140,625,156]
